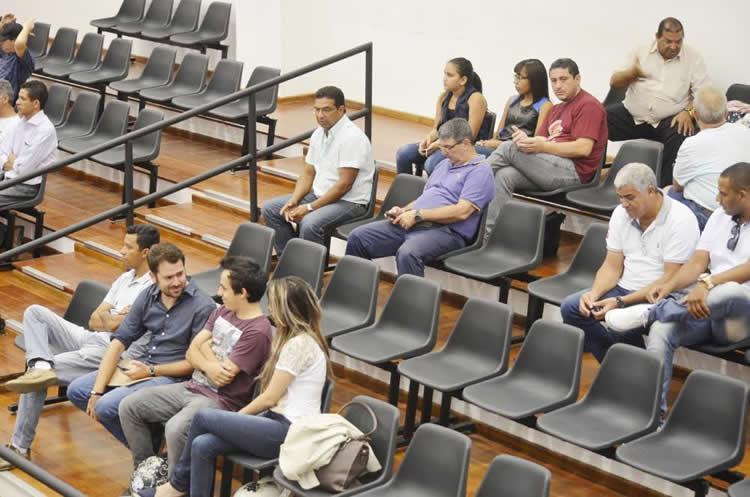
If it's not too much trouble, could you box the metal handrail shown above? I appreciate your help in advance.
[0,445,86,497]
[0,42,373,262]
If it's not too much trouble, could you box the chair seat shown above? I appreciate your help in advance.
[190,267,221,296]
[173,92,224,109]
[110,77,170,94]
[114,20,166,34]
[398,351,501,392]
[141,25,194,39]
[334,217,378,240]
[538,403,656,451]
[463,374,574,420]
[690,337,750,355]
[443,249,538,281]
[331,325,433,364]
[43,61,99,77]
[616,434,738,482]
[524,180,595,198]
[226,452,277,471]
[60,136,109,153]
[729,479,750,497]
[140,84,201,102]
[91,145,156,167]
[527,273,594,305]
[321,306,371,339]
[55,125,95,141]
[566,185,618,212]
[70,69,127,85]
[91,17,130,29]
[171,31,224,44]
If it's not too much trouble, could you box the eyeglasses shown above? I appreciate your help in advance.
[513,74,529,82]
[727,217,743,251]
[438,141,460,152]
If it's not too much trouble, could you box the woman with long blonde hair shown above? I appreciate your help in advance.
[145,277,329,497]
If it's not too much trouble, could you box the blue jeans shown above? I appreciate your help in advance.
[395,143,445,176]
[647,282,750,413]
[560,286,645,363]
[170,408,291,495]
[475,144,496,157]
[262,192,366,255]
[346,219,466,276]
[667,188,711,231]
[67,371,176,445]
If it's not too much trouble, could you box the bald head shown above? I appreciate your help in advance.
[694,86,727,127]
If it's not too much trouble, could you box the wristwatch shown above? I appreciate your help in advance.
[148,364,156,377]
[90,390,103,397]
[697,273,715,290]
[615,297,626,309]
[414,209,423,223]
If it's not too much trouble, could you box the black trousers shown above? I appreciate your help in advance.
[606,103,688,186]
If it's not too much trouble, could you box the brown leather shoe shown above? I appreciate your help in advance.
[4,369,58,393]
[0,444,30,471]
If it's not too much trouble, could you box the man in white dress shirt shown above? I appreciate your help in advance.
[262,85,375,254]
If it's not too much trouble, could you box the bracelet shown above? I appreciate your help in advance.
[90,392,103,397]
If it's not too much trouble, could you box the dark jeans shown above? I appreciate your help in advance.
[395,143,445,176]
[560,286,645,363]
[606,103,688,186]
[667,188,711,231]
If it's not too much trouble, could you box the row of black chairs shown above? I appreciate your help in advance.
[92,0,231,58]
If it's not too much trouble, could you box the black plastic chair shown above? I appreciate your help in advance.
[138,52,208,103]
[332,274,441,406]
[192,222,275,297]
[320,255,379,339]
[172,59,243,109]
[55,93,101,141]
[42,32,104,78]
[169,1,232,56]
[397,298,513,435]
[727,83,750,103]
[110,45,176,100]
[59,100,130,154]
[271,238,327,294]
[273,395,401,497]
[33,27,78,72]
[525,223,608,332]
[141,0,201,39]
[566,140,664,212]
[113,0,173,34]
[463,320,583,426]
[538,343,663,453]
[617,370,749,496]
[335,174,426,240]
[476,455,551,497]
[442,200,545,305]
[28,22,51,60]
[43,84,71,127]
[69,38,133,86]
[1,176,47,257]
[91,0,146,31]
[353,423,471,497]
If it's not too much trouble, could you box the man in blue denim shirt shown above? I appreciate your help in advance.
[67,243,216,445]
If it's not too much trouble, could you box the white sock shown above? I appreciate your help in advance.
[31,360,51,370]
[10,443,28,455]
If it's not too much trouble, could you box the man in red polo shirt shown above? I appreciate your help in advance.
[485,58,607,238]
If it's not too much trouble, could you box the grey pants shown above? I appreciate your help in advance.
[118,382,221,476]
[485,141,580,238]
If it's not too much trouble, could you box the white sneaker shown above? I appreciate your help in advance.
[605,304,652,332]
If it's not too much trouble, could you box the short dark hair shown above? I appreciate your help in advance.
[657,17,684,37]
[315,86,345,107]
[549,58,580,77]
[20,80,48,108]
[721,163,750,192]
[147,243,185,274]
[126,224,160,251]
[220,256,267,303]
[514,59,549,103]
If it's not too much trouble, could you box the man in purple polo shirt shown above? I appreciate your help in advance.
[346,118,495,276]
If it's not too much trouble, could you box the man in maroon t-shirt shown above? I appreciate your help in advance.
[118,256,272,476]
[485,58,607,238]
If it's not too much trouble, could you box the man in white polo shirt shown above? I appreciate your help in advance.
[669,86,750,230]
[606,163,750,414]
[262,85,375,255]
[560,163,699,363]
[0,224,160,470]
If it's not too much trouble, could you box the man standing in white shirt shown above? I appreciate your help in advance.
[608,17,710,186]
[0,225,160,470]
[669,87,750,230]
[262,86,375,255]
[560,163,700,363]
[0,80,56,211]
[0,79,19,141]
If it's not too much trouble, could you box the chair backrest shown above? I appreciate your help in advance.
[46,27,78,61]
[92,100,130,139]
[204,59,243,95]
[225,222,275,274]
[377,274,440,345]
[440,298,513,376]
[476,455,551,497]
[662,370,749,454]
[140,45,176,83]
[131,108,164,159]
[29,22,51,57]
[59,92,100,134]
[565,223,608,276]
[389,423,471,497]
[481,110,497,140]
[169,0,201,30]
[100,38,132,72]
[726,83,750,103]
[116,0,147,20]
[603,140,664,188]
[321,378,335,412]
[198,1,231,37]
[142,0,174,24]
[509,320,583,403]
[320,255,379,330]
[247,65,281,116]
[44,84,71,126]
[602,86,626,108]
[73,32,104,66]
[343,396,400,483]
[271,238,326,295]
[378,174,426,218]
[487,200,545,265]
[172,52,209,89]
[62,280,109,328]
[585,344,662,427]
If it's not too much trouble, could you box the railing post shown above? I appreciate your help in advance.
[365,44,373,140]
[124,140,135,226]
[247,92,258,222]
